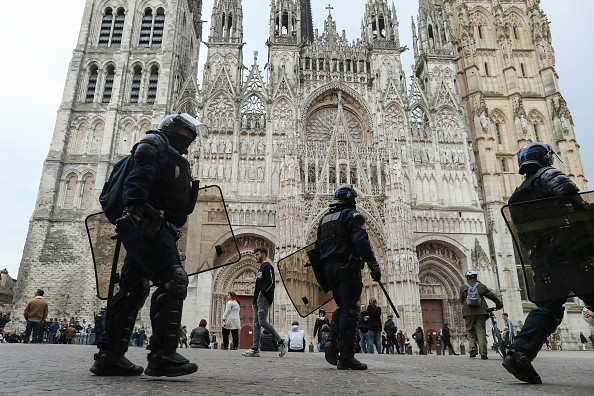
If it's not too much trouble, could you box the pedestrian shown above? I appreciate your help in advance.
[440,323,458,355]
[90,113,204,377]
[288,321,306,352]
[221,291,241,350]
[242,248,288,357]
[318,324,331,352]
[413,327,425,355]
[179,326,188,348]
[313,308,330,352]
[49,318,59,344]
[383,313,397,354]
[396,330,406,355]
[501,313,514,346]
[426,330,434,354]
[64,324,77,344]
[358,303,368,353]
[311,185,381,370]
[23,289,48,344]
[579,332,588,350]
[137,327,146,347]
[460,270,503,360]
[502,142,594,384]
[589,332,594,350]
[189,320,210,348]
[364,298,383,354]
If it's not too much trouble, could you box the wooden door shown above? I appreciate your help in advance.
[420,299,444,333]
[238,295,253,349]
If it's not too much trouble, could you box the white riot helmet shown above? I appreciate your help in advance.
[582,307,594,326]
[465,270,478,279]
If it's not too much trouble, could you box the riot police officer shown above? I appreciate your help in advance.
[91,113,205,377]
[314,184,381,370]
[503,142,594,384]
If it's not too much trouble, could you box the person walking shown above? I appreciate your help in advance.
[242,248,288,357]
[501,313,514,346]
[221,291,241,350]
[440,323,458,355]
[23,289,48,344]
[460,270,503,360]
[413,327,425,355]
[580,332,588,350]
[311,185,381,370]
[396,330,406,355]
[384,313,397,354]
[502,142,594,384]
[90,113,204,377]
[364,298,383,354]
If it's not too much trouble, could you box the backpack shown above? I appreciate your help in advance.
[465,282,482,307]
[319,330,330,345]
[99,153,136,224]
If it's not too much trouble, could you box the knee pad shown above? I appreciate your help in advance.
[155,265,188,300]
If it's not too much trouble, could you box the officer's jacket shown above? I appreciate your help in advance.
[123,131,194,227]
[315,206,376,264]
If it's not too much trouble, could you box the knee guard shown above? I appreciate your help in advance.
[149,265,188,355]
[99,278,150,355]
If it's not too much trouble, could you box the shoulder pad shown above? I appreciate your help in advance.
[537,167,579,197]
[134,133,167,165]
[353,212,366,227]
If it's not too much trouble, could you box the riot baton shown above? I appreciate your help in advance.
[378,280,400,318]
[103,234,121,333]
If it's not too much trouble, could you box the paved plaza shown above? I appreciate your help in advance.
[0,344,593,395]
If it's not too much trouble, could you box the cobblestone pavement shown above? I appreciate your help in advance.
[1,344,593,395]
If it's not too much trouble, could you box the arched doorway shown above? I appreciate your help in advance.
[210,234,275,349]
[417,242,465,341]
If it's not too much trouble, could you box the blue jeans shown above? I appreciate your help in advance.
[253,295,281,350]
[366,330,382,353]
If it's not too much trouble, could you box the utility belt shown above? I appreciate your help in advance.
[117,204,182,241]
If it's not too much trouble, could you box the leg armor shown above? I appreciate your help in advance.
[148,264,188,356]
[98,277,150,357]
[511,303,563,360]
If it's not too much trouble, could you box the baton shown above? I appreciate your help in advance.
[378,280,400,318]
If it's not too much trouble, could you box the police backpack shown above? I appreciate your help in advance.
[99,151,135,224]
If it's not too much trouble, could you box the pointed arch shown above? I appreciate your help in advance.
[241,94,267,130]
[205,92,236,131]
[62,173,78,209]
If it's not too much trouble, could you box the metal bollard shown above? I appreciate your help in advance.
[437,346,442,355]
[309,342,314,352]
[460,343,466,355]
[406,345,412,355]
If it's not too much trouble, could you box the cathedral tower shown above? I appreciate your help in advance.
[435,0,586,322]
[10,0,205,325]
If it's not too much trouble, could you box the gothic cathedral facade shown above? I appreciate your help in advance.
[11,0,588,347]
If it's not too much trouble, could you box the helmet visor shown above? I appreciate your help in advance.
[177,113,209,139]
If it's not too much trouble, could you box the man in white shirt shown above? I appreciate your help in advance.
[288,321,305,352]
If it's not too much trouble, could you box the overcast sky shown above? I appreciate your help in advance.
[0,0,592,278]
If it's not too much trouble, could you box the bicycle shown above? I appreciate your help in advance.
[487,307,507,357]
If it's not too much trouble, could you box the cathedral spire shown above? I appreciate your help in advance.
[300,0,314,43]
[363,0,401,47]
[209,0,243,42]
[269,0,301,44]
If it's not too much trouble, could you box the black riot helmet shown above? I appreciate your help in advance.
[158,113,207,141]
[516,142,556,175]
[329,184,364,206]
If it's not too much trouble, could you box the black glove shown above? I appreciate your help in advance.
[496,304,504,310]
[115,212,139,235]
[368,261,381,283]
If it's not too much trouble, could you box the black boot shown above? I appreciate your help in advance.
[90,351,144,376]
[144,274,196,377]
[469,348,478,358]
[337,355,368,370]
[90,280,148,376]
[324,340,338,365]
[502,350,542,384]
[144,352,198,377]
